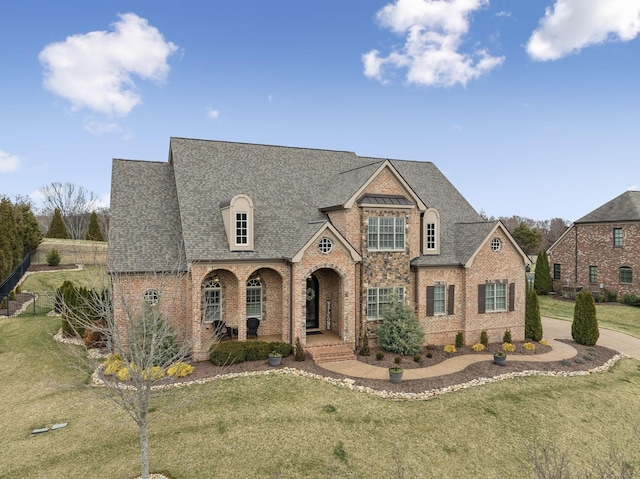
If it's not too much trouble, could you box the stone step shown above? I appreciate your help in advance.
[307,344,356,364]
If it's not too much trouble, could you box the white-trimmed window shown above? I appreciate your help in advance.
[202,280,221,322]
[143,289,159,306]
[433,284,446,315]
[368,217,405,251]
[235,212,248,245]
[366,287,405,320]
[422,208,440,255]
[246,279,262,318]
[485,282,507,312]
[426,223,436,250]
[318,237,333,254]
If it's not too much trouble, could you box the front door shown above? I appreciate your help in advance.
[305,275,319,329]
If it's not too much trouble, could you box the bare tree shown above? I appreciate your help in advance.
[60,259,196,479]
[39,182,99,239]
[526,437,572,479]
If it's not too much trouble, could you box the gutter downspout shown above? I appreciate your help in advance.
[574,226,578,285]
[289,260,294,345]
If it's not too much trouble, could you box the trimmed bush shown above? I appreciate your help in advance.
[268,341,292,357]
[0,297,7,309]
[15,284,22,294]
[502,342,516,352]
[471,343,485,352]
[523,342,536,351]
[443,344,456,354]
[480,330,489,347]
[503,329,512,344]
[622,294,640,307]
[209,341,247,366]
[45,208,69,239]
[376,351,384,361]
[359,332,370,356]
[534,251,552,295]
[455,331,464,348]
[294,336,306,361]
[525,289,543,341]
[167,362,194,378]
[572,290,599,346]
[85,211,105,241]
[46,249,61,266]
[377,297,425,355]
[9,290,16,301]
[244,341,271,361]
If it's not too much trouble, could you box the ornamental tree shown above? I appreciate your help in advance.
[534,251,552,295]
[572,290,599,346]
[525,289,543,341]
[46,208,69,239]
[377,297,424,355]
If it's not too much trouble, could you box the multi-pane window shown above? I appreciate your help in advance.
[589,266,598,283]
[485,282,507,312]
[235,212,248,245]
[368,217,405,251]
[202,280,221,322]
[366,287,405,320]
[553,263,561,280]
[620,267,633,284]
[143,289,159,306]
[246,279,262,317]
[614,228,623,247]
[433,284,446,315]
[426,223,436,250]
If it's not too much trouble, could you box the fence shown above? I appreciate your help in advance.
[0,253,31,297]
[0,291,59,318]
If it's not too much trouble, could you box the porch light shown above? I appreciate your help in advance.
[212,275,219,282]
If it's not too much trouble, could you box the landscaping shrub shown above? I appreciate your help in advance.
[480,330,489,347]
[104,354,123,376]
[85,211,105,241]
[209,341,247,366]
[502,342,516,353]
[539,339,549,346]
[503,329,512,344]
[131,312,180,367]
[443,344,456,354]
[0,297,7,309]
[358,332,370,356]
[46,249,61,266]
[426,351,432,359]
[572,290,599,346]
[377,297,424,355]
[45,208,69,239]
[15,284,22,294]
[525,289,543,341]
[167,362,194,377]
[244,341,270,361]
[413,354,422,362]
[605,289,618,302]
[376,351,384,361]
[268,341,292,357]
[84,321,106,348]
[455,331,464,348]
[622,294,640,307]
[523,342,536,351]
[294,336,306,361]
[471,343,485,352]
[9,290,16,301]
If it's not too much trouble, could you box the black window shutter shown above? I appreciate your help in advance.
[509,283,515,311]
[448,285,455,315]
[426,286,434,317]
[478,284,486,314]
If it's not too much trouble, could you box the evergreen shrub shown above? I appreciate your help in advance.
[525,289,543,341]
[480,330,489,347]
[572,290,599,346]
[46,249,61,266]
[455,331,464,348]
[377,297,425,355]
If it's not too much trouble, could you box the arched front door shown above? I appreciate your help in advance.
[305,274,319,329]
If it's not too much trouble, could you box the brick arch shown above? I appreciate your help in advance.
[198,268,238,285]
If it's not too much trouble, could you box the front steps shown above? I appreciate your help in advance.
[306,343,356,363]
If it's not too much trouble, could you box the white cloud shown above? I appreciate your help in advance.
[84,118,123,135]
[0,150,20,173]
[363,0,504,87]
[527,0,640,61]
[207,108,220,119]
[39,13,178,116]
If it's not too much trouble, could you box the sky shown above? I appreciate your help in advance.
[1,0,639,222]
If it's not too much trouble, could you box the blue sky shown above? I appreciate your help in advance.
[1,0,639,221]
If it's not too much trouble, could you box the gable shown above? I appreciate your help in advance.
[291,222,361,263]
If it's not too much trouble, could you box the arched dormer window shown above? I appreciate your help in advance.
[423,208,440,255]
[221,194,254,251]
[202,279,221,323]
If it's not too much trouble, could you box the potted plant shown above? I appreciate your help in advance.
[388,356,403,383]
[493,351,507,366]
[268,351,282,367]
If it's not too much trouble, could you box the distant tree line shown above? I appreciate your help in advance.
[0,196,42,280]
[480,211,570,255]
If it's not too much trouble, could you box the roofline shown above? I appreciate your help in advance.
[464,221,531,268]
[547,223,575,254]
[291,222,362,263]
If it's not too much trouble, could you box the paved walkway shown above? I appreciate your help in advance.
[320,317,638,380]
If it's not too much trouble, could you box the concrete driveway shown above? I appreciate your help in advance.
[543,317,640,360]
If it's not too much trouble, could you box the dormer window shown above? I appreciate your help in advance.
[422,208,440,255]
[221,194,254,251]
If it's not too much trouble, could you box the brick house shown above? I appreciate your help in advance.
[548,190,640,298]
[108,138,530,361]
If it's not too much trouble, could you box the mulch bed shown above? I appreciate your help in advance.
[27,263,79,272]
[180,340,619,395]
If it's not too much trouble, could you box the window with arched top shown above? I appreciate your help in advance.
[246,279,262,318]
[202,280,221,323]
[423,208,440,255]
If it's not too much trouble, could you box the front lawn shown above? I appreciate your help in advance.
[2,314,640,478]
[539,294,640,338]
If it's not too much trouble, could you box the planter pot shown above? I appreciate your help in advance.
[268,355,282,367]
[493,353,507,366]
[388,368,403,384]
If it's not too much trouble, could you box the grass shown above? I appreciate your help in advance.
[539,294,640,338]
[32,238,107,265]
[2,312,640,478]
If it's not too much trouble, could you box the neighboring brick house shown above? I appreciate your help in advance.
[548,191,640,298]
[109,138,530,361]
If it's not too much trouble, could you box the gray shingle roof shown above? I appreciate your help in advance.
[109,137,492,271]
[108,160,187,272]
[576,190,640,223]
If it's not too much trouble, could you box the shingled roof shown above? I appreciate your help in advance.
[576,190,640,223]
[109,137,491,272]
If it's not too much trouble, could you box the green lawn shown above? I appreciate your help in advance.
[2,313,640,478]
[32,238,107,265]
[539,295,640,338]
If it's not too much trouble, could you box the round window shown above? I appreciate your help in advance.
[318,237,333,254]
[491,238,502,252]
